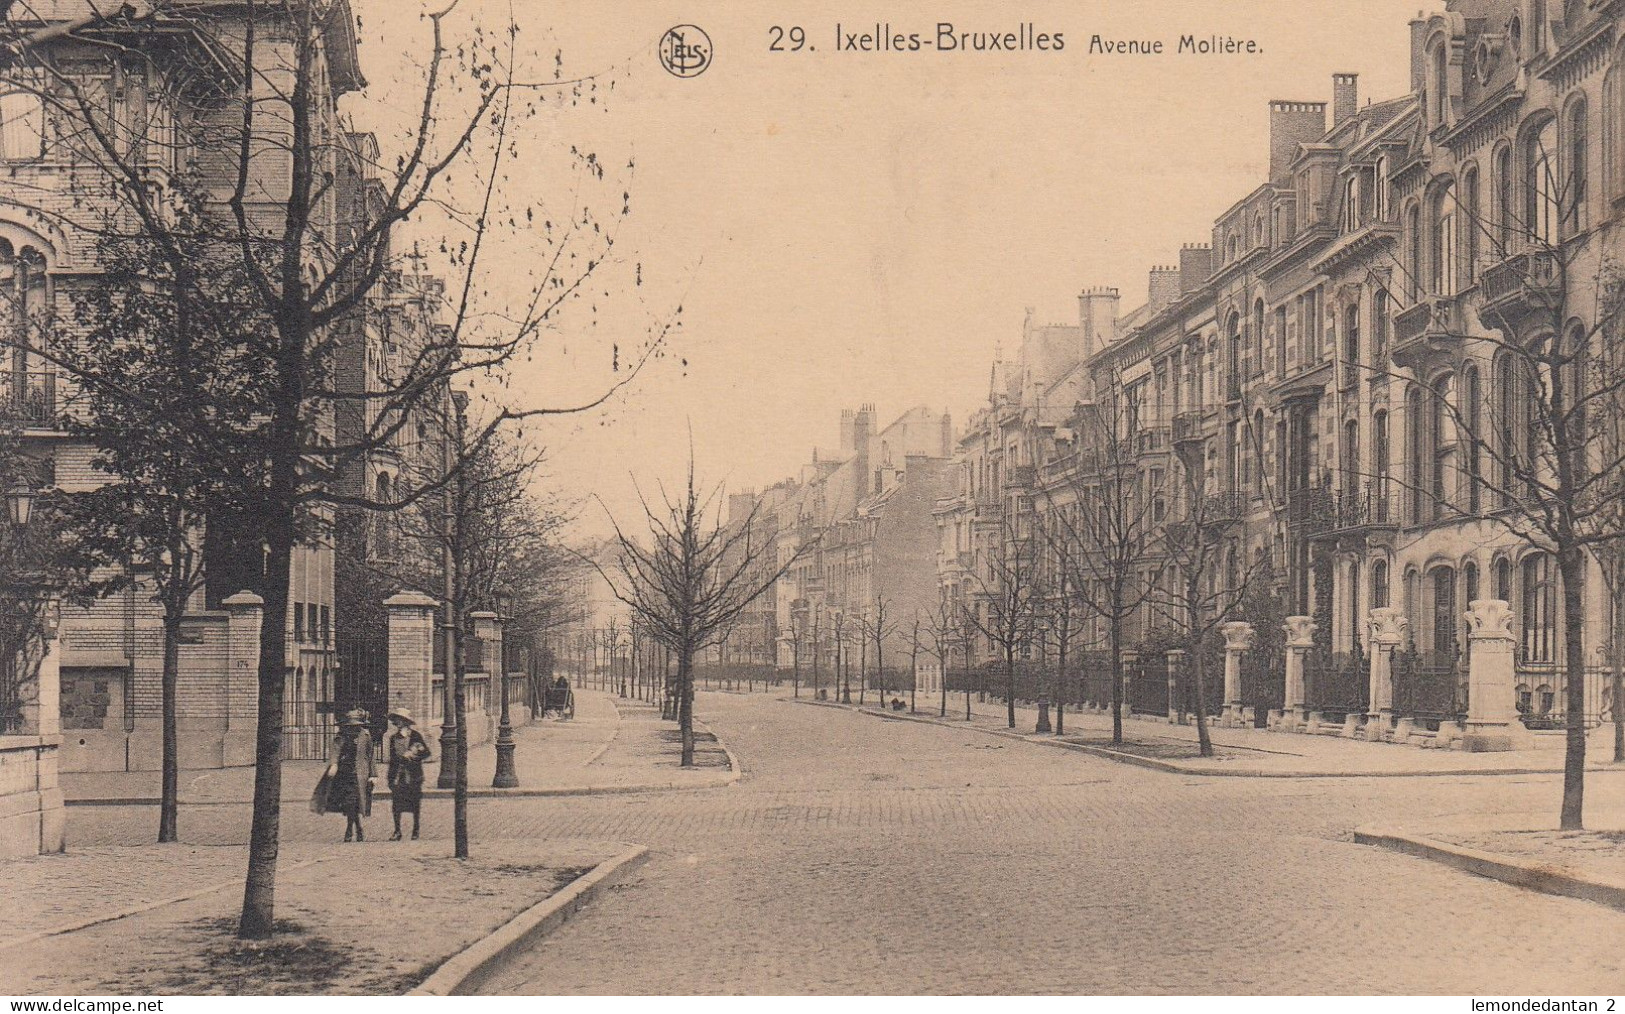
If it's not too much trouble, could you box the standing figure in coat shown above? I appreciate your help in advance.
[311,708,375,841]
[384,706,431,840]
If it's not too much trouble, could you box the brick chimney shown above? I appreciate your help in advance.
[853,404,875,498]
[1148,265,1181,307]
[1333,73,1359,126]
[1178,243,1212,293]
[1410,15,1428,93]
[1077,287,1121,356]
[1269,101,1327,182]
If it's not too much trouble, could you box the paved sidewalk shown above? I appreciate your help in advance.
[64,690,734,805]
[813,692,1625,777]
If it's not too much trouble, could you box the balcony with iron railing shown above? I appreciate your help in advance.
[1390,297,1465,371]
[1480,249,1562,325]
[1285,486,1335,536]
[1172,410,1206,446]
[1200,489,1246,527]
[0,371,59,428]
[1007,464,1037,489]
[1325,481,1397,535]
[1135,425,1171,456]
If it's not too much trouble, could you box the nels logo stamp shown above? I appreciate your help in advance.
[659,24,712,78]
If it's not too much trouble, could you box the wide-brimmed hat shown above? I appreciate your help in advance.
[387,707,415,726]
[340,708,369,727]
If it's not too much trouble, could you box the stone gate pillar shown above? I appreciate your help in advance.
[1365,607,1406,741]
[1220,621,1254,728]
[1120,650,1139,718]
[386,592,439,746]
[1166,649,1185,725]
[222,591,264,767]
[1463,599,1529,752]
[1279,616,1317,732]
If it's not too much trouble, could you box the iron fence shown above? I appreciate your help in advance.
[1514,662,1609,730]
[1391,649,1465,728]
[1303,648,1367,719]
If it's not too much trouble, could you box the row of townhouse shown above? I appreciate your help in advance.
[758,405,955,688]
[0,1,469,783]
[941,0,1625,744]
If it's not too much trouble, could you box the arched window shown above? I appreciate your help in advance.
[1430,565,1459,658]
[1496,144,1515,253]
[1406,386,1425,524]
[1566,96,1589,233]
[1252,298,1265,378]
[1464,364,1482,512]
[1372,558,1390,609]
[1374,154,1391,220]
[1463,166,1481,283]
[1432,41,1451,126]
[1372,409,1391,519]
[1521,552,1557,662]
[1344,302,1360,387]
[1227,313,1241,399]
[1607,48,1625,201]
[1372,289,1389,364]
[1495,557,1513,602]
[1465,560,1480,608]
[1431,372,1459,519]
[1494,353,1522,504]
[1343,173,1361,232]
[1407,203,1424,300]
[0,93,44,162]
[1528,118,1560,245]
[1342,418,1360,491]
[1433,181,1458,295]
[1274,306,1288,376]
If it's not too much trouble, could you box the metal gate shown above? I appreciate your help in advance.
[1127,655,1169,717]
[1303,649,1367,721]
[1240,646,1283,728]
[337,634,390,742]
[281,648,337,761]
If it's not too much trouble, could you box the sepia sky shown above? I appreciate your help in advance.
[351,0,1426,538]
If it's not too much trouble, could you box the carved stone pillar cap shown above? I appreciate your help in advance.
[1283,615,1318,649]
[222,591,266,610]
[1465,598,1516,641]
[1221,621,1255,651]
[1367,606,1408,646]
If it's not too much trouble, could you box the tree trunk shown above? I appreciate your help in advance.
[678,644,695,766]
[158,611,181,844]
[1612,588,1624,765]
[1005,643,1016,729]
[452,618,469,859]
[1055,636,1067,737]
[1558,547,1588,830]
[238,495,295,939]
[1109,618,1124,746]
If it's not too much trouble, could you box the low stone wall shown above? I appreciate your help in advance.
[0,737,65,861]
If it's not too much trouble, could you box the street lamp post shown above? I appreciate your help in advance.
[492,591,519,788]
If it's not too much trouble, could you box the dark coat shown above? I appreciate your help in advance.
[385,727,430,813]
[310,727,375,817]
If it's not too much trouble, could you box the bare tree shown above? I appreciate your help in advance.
[596,461,809,764]
[963,511,1043,729]
[1040,388,1166,745]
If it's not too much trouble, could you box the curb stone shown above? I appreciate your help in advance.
[1353,827,1625,912]
[409,844,651,996]
[791,698,1625,779]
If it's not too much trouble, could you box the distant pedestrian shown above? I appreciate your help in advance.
[384,707,431,840]
[310,708,375,842]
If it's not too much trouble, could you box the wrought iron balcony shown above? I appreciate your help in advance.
[1285,486,1336,535]
[1200,489,1246,527]
[1135,426,1171,455]
[1172,411,1205,446]
[1480,250,1562,325]
[1007,464,1037,489]
[0,371,58,427]
[1389,297,1465,371]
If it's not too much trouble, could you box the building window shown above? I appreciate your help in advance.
[1433,183,1458,296]
[1252,299,1265,378]
[1431,566,1458,658]
[1406,387,1425,524]
[0,93,44,161]
[1431,372,1459,519]
[1274,306,1288,375]
[293,601,306,643]
[1495,557,1513,602]
[1343,302,1360,387]
[1464,364,1482,512]
[1342,174,1361,232]
[1496,145,1514,254]
[1407,204,1423,300]
[1528,118,1560,246]
[1372,409,1390,518]
[1372,559,1390,609]
[1374,155,1391,220]
[1372,289,1389,364]
[1463,166,1481,283]
[1521,552,1557,662]
[1432,42,1450,126]
[1566,97,1589,233]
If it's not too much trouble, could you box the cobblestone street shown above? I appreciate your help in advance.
[56,692,1625,994]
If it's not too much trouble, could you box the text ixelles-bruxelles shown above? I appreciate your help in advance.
[832,23,1261,56]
